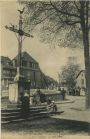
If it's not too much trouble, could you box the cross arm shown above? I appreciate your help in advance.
[5,25,33,38]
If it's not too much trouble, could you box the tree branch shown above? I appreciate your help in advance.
[50,1,80,18]
[65,20,80,25]
[31,10,56,26]
[73,1,80,13]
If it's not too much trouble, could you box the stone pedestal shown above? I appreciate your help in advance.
[9,75,31,103]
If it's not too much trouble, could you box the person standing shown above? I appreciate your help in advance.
[21,91,30,119]
[61,88,66,100]
[72,88,75,96]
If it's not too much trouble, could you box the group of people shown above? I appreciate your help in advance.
[68,87,86,96]
[32,89,57,112]
[32,89,46,105]
[68,88,80,96]
[58,87,86,98]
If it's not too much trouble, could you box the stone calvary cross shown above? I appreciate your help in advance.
[5,8,33,103]
[5,8,33,81]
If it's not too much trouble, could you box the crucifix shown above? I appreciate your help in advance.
[5,8,33,103]
[5,8,33,81]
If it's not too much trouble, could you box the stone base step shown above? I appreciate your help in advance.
[1,112,49,124]
[1,111,20,116]
[1,115,21,121]
[1,104,49,124]
[1,108,20,113]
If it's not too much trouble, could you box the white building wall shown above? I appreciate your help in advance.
[76,71,86,88]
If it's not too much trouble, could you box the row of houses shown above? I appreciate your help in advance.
[1,51,58,91]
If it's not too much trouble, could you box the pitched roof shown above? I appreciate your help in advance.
[13,51,38,64]
[76,70,85,79]
[0,56,12,66]
[1,56,11,62]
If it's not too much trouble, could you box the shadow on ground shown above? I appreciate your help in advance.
[1,117,89,135]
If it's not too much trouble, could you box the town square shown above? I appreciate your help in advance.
[1,1,90,138]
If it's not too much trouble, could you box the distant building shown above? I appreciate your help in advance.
[75,70,86,89]
[1,52,56,90]
[12,51,42,88]
[1,56,16,90]
[1,52,57,91]
[1,52,43,90]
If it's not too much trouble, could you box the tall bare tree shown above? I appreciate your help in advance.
[20,1,90,108]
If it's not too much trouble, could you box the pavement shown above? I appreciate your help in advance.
[1,95,90,136]
[1,94,90,123]
[55,96,75,104]
[52,95,90,123]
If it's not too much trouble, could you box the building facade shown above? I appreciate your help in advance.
[1,51,58,91]
[1,52,45,90]
[12,52,43,88]
[75,70,86,89]
[1,56,16,90]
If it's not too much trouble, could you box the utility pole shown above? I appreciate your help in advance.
[5,8,33,80]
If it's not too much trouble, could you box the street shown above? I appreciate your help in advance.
[54,95,90,123]
[2,95,90,138]
[1,1,90,138]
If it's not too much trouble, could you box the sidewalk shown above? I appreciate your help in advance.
[56,108,90,123]
[55,96,75,104]
[52,96,90,123]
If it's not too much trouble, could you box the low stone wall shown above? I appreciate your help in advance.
[45,93,62,101]
[1,89,62,102]
[30,89,62,101]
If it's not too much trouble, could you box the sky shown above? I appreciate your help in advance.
[0,1,85,81]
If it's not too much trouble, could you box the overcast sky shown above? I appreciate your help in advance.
[0,1,85,81]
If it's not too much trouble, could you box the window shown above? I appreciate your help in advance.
[33,81,36,88]
[6,62,9,66]
[3,70,6,75]
[4,79,7,86]
[27,71,30,78]
[13,60,17,67]
[32,63,34,68]
[33,71,36,80]
[34,64,36,68]
[1,61,4,65]
[35,63,38,69]
[2,80,4,86]
[81,79,84,85]
[22,60,27,67]
[3,70,9,75]
[29,62,32,67]
[32,63,35,68]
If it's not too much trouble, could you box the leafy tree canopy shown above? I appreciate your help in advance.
[19,1,86,48]
[59,59,80,88]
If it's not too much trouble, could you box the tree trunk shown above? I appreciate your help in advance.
[83,31,90,109]
[80,1,90,109]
